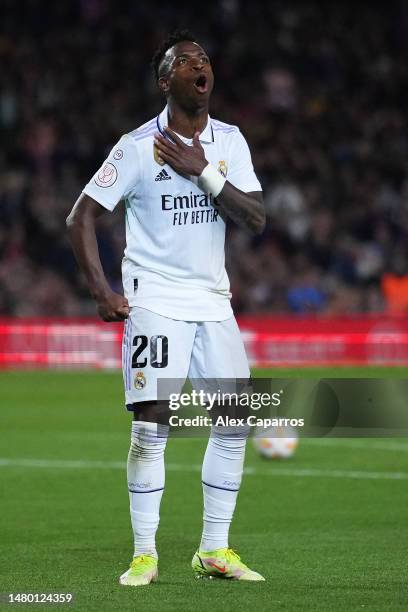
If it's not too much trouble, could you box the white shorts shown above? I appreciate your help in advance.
[122,307,250,408]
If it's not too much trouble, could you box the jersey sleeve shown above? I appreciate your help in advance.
[82,134,139,211]
[227,129,262,193]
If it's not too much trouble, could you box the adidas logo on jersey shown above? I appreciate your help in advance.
[155,169,171,182]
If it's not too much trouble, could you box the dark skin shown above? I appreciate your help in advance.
[66,195,129,321]
[66,39,265,323]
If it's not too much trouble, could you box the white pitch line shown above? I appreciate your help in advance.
[304,439,408,452]
[0,457,407,480]
[0,458,125,470]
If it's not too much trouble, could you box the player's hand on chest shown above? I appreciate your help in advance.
[154,128,208,178]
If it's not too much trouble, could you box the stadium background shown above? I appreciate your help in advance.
[1,2,408,611]
[2,0,408,319]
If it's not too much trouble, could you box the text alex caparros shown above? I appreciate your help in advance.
[168,415,304,428]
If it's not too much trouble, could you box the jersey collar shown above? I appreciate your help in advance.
[157,105,214,144]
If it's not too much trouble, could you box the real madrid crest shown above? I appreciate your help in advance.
[134,371,146,390]
[218,160,227,177]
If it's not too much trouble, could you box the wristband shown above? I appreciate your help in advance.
[198,164,226,197]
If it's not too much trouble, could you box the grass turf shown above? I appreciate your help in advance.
[1,368,408,611]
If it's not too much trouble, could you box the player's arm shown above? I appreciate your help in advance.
[66,194,129,322]
[154,128,265,234]
[212,185,264,234]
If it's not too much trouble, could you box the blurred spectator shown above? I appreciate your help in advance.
[263,66,297,112]
[1,0,408,317]
[287,259,327,313]
[381,248,408,314]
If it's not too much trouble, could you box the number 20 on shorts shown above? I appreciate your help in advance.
[132,335,169,369]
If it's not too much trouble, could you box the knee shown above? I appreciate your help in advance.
[129,421,168,461]
[209,425,250,453]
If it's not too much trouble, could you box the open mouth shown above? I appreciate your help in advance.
[194,74,208,93]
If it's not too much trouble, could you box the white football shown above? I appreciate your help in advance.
[253,425,299,459]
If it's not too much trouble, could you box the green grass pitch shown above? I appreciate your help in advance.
[1,367,408,611]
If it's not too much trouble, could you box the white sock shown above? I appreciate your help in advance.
[200,425,249,552]
[127,420,168,559]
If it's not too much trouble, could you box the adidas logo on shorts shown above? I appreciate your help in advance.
[155,169,171,182]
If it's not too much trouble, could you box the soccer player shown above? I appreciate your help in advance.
[66,30,265,586]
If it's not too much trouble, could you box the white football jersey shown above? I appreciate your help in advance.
[82,106,262,321]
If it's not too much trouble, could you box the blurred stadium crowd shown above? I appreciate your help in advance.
[1,0,408,316]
